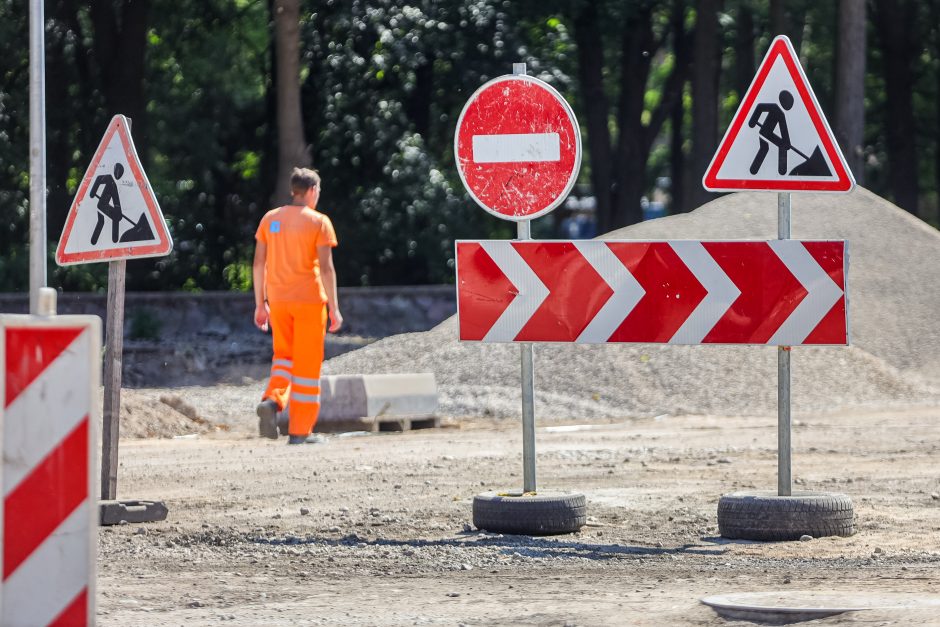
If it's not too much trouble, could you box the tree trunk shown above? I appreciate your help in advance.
[670,93,686,215]
[873,0,919,216]
[612,6,656,228]
[834,0,866,185]
[573,1,614,233]
[89,0,151,143]
[734,0,755,99]
[687,0,722,212]
[937,65,940,224]
[271,0,311,206]
[770,0,786,36]
[669,0,691,214]
[45,14,75,240]
[406,58,435,142]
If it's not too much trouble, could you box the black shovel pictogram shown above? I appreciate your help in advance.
[786,145,831,177]
[119,211,154,243]
[89,162,155,245]
[751,122,831,177]
[748,90,831,177]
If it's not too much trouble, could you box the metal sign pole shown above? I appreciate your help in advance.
[28,0,47,314]
[777,192,792,496]
[517,220,537,494]
[511,61,537,494]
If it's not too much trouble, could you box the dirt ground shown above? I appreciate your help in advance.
[97,403,940,626]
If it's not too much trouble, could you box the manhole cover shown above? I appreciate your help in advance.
[701,591,940,624]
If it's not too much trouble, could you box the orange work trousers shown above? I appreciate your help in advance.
[262,301,328,436]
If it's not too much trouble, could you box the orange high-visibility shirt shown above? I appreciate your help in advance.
[255,205,338,304]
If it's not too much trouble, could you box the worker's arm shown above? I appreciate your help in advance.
[778,119,790,149]
[318,245,343,332]
[89,176,105,199]
[252,241,269,330]
[748,104,769,128]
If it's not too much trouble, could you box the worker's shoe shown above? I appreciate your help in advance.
[276,411,289,437]
[256,400,279,439]
[287,434,328,445]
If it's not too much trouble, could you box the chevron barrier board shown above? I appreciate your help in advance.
[456,240,848,345]
[1,315,101,626]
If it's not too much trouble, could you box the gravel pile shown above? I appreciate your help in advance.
[604,187,940,382]
[324,188,940,420]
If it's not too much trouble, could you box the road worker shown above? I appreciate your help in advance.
[252,167,343,444]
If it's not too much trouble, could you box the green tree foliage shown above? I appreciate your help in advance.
[0,1,30,290]
[138,0,273,292]
[298,0,569,284]
[0,0,937,294]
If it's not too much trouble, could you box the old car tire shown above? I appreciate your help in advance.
[718,490,855,541]
[472,491,587,536]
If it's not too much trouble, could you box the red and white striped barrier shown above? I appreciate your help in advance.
[456,240,848,345]
[1,315,100,626]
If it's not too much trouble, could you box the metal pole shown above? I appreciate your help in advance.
[512,61,537,493]
[777,192,792,496]
[517,220,537,493]
[28,0,47,314]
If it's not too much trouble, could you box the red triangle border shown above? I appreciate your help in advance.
[55,115,173,265]
[703,36,855,193]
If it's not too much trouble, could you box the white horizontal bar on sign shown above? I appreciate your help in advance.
[472,133,560,163]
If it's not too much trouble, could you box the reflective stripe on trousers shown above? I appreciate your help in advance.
[262,301,328,436]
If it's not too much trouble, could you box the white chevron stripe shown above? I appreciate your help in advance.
[573,241,645,343]
[2,501,91,627]
[767,241,844,345]
[668,241,741,344]
[480,241,549,342]
[4,330,90,495]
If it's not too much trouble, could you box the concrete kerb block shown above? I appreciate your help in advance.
[362,373,438,418]
[319,375,369,420]
[278,373,439,431]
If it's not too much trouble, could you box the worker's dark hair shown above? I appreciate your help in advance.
[290,167,321,195]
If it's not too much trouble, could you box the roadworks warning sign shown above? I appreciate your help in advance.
[56,115,172,265]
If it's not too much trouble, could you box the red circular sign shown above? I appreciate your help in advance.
[455,75,581,221]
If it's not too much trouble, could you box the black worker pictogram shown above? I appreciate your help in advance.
[88,162,155,245]
[747,90,831,177]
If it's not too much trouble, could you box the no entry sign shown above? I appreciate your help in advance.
[456,240,848,345]
[455,75,581,220]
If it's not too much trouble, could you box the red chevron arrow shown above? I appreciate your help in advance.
[800,241,848,344]
[702,242,806,343]
[455,240,847,345]
[606,243,707,342]
[513,242,612,342]
[456,242,517,341]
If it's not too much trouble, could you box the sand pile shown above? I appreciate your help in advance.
[118,390,227,438]
[604,187,940,382]
[324,188,940,419]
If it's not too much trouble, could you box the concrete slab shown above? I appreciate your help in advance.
[278,373,439,431]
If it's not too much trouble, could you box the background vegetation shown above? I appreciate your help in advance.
[0,0,936,291]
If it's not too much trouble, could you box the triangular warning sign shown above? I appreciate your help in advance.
[55,115,173,265]
[703,35,855,193]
